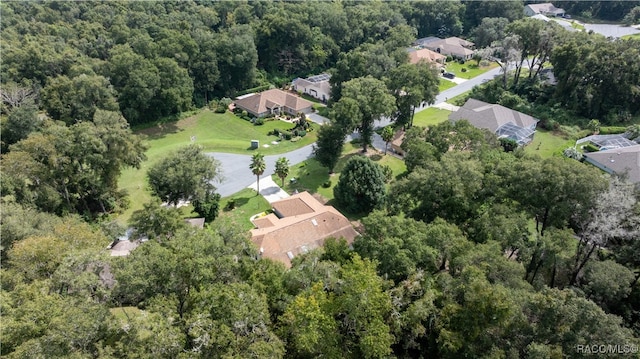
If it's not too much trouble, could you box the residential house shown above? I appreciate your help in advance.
[234,89,314,118]
[449,98,539,145]
[524,3,566,17]
[583,145,640,185]
[291,73,331,102]
[576,134,638,151]
[407,48,447,67]
[415,36,475,60]
[250,191,359,268]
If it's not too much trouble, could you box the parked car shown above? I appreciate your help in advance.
[443,72,455,79]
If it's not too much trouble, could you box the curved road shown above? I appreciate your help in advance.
[208,145,315,197]
[210,66,505,197]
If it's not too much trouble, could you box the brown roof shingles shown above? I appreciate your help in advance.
[234,89,314,116]
[250,192,359,268]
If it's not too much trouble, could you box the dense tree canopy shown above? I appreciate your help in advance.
[2,2,640,358]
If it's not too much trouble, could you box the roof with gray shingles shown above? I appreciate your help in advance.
[583,145,640,184]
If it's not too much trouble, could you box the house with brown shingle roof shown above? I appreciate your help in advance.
[416,36,476,60]
[234,89,314,118]
[449,98,539,145]
[583,145,640,185]
[250,191,359,268]
[407,48,447,67]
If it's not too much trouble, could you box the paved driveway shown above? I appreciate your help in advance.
[208,144,315,197]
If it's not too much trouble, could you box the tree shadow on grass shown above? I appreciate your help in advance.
[222,196,250,212]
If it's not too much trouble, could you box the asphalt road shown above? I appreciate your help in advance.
[211,67,506,197]
[209,145,315,197]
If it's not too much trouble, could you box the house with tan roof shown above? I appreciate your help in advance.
[292,73,331,103]
[415,36,475,60]
[234,89,314,118]
[407,48,447,67]
[250,191,359,267]
[583,145,640,185]
[524,3,565,17]
[449,99,539,145]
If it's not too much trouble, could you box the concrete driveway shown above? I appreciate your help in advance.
[307,113,330,125]
[208,144,315,197]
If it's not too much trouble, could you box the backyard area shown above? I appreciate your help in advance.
[117,109,319,222]
[216,188,271,231]
[524,130,574,158]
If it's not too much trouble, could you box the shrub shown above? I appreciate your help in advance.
[322,180,332,188]
[446,55,453,62]
[461,67,467,73]
[458,58,465,64]
[583,143,600,152]
[282,131,293,140]
[381,165,393,183]
[298,130,307,137]
[254,118,264,126]
[225,198,236,210]
[480,60,490,67]
[599,126,627,134]
[290,136,301,142]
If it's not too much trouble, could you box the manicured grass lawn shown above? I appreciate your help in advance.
[215,188,271,231]
[412,107,452,128]
[622,33,640,40]
[443,62,499,80]
[438,79,457,92]
[570,21,585,30]
[447,92,470,106]
[524,130,574,158]
[116,110,318,223]
[272,142,407,220]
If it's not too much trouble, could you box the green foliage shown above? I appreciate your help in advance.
[274,157,290,187]
[333,156,387,214]
[129,199,188,240]
[385,63,439,128]
[250,152,266,193]
[192,192,221,223]
[2,110,146,216]
[147,144,221,206]
[334,76,396,152]
[598,126,627,134]
[314,124,345,172]
[1,103,40,152]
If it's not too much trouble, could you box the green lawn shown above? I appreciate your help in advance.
[272,143,407,220]
[412,107,452,128]
[438,79,457,92]
[447,92,471,106]
[215,188,271,231]
[443,62,499,80]
[117,110,318,223]
[621,33,640,40]
[524,130,574,158]
[570,21,585,30]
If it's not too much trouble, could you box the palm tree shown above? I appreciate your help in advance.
[250,153,266,194]
[381,126,394,155]
[275,157,290,186]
